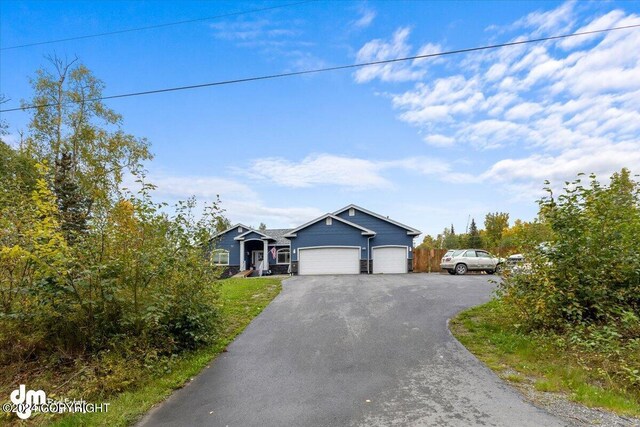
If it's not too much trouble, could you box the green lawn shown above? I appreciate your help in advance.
[50,277,282,427]
[450,299,640,418]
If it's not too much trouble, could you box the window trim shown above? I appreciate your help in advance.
[211,249,230,265]
[276,248,291,265]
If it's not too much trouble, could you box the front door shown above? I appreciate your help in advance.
[251,250,264,270]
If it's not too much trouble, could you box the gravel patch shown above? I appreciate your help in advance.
[499,369,640,427]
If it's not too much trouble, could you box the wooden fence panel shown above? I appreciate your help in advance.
[413,247,517,273]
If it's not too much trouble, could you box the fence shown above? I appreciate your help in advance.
[412,247,517,273]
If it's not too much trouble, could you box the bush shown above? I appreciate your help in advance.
[497,169,640,392]
[0,166,223,396]
[499,169,640,329]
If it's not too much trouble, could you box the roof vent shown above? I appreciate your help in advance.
[326,217,332,225]
[349,208,355,216]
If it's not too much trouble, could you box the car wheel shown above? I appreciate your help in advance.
[485,269,495,275]
[455,263,467,275]
[495,263,503,274]
[447,269,456,275]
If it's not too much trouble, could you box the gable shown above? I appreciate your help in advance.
[284,214,375,238]
[334,205,420,235]
[335,207,418,247]
[211,223,252,240]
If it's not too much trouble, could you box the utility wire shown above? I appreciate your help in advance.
[1,0,315,51]
[2,23,639,113]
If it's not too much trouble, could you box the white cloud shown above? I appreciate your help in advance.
[222,200,324,228]
[354,1,640,190]
[480,140,640,197]
[424,134,455,147]
[146,174,257,201]
[558,9,627,50]
[511,0,576,36]
[353,27,443,83]
[211,19,299,41]
[244,153,452,190]
[122,171,324,229]
[1,133,20,148]
[246,154,393,190]
[353,6,376,29]
[504,102,543,120]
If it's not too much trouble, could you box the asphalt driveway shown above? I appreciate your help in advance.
[139,274,565,427]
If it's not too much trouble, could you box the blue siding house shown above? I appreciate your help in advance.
[211,205,420,276]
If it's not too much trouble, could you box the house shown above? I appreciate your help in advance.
[210,204,421,276]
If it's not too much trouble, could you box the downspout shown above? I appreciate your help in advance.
[367,236,373,274]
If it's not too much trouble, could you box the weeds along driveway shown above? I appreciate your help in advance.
[139,274,564,427]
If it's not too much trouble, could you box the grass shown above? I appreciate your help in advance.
[450,299,640,418]
[47,277,282,427]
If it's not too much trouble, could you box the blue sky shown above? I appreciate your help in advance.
[1,0,639,237]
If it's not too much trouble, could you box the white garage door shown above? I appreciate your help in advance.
[373,247,408,274]
[298,247,360,275]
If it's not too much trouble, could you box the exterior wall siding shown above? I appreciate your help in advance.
[268,245,290,267]
[288,220,369,262]
[212,209,418,276]
[211,227,247,266]
[336,210,415,259]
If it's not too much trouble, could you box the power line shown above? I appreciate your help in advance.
[2,23,639,113]
[1,0,315,51]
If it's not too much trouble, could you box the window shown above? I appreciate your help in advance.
[211,249,229,265]
[477,251,491,258]
[326,217,332,225]
[277,248,291,264]
[349,208,355,216]
[238,226,243,233]
[464,250,477,257]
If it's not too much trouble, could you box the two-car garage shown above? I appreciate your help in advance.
[285,207,421,276]
[297,246,408,275]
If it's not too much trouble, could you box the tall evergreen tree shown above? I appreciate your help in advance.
[466,218,483,248]
[54,152,91,244]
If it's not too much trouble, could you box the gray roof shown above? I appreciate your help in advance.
[264,228,291,246]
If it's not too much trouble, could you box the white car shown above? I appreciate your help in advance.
[440,249,504,275]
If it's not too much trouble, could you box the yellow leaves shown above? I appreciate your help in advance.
[14,162,72,279]
[0,244,31,260]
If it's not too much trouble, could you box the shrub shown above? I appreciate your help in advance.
[497,169,640,392]
[0,166,223,395]
[499,169,640,330]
